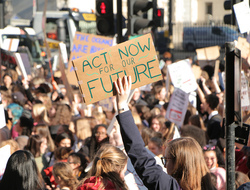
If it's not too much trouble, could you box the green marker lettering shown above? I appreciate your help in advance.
[100,75,113,93]
[100,52,108,64]
[131,67,138,84]
[118,47,129,59]
[87,78,98,98]
[128,44,139,56]
[135,64,149,82]
[83,60,92,72]
[147,59,161,78]
[92,56,101,68]
[138,37,150,52]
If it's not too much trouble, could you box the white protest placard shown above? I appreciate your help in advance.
[0,145,11,179]
[189,91,197,109]
[0,104,6,129]
[167,59,197,93]
[243,89,250,111]
[59,42,68,67]
[15,53,28,80]
[173,125,181,139]
[1,38,19,52]
[165,88,189,127]
[233,1,250,33]
[241,71,250,107]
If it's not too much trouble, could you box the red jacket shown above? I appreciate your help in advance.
[77,176,118,190]
[43,159,67,186]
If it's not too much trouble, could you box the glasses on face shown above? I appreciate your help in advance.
[161,157,173,166]
[95,132,107,137]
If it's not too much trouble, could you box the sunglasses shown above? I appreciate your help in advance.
[203,145,215,151]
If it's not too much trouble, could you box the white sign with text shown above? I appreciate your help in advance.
[168,59,197,93]
[166,88,189,127]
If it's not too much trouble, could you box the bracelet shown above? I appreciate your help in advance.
[118,108,125,112]
[118,105,129,112]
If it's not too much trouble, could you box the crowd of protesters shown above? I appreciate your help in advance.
[0,50,250,190]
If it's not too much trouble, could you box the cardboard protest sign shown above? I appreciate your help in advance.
[67,32,114,86]
[196,46,220,68]
[72,33,162,105]
[168,59,197,93]
[191,64,202,79]
[236,37,250,59]
[233,1,250,33]
[165,88,189,127]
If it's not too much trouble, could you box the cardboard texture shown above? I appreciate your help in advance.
[67,32,114,86]
[191,64,202,79]
[236,37,250,59]
[196,46,220,68]
[72,33,162,105]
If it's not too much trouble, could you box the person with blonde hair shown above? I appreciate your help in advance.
[72,117,92,152]
[32,103,50,125]
[0,139,19,154]
[77,144,128,190]
[114,76,215,190]
[53,162,79,190]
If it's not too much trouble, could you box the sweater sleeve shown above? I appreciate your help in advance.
[116,111,179,190]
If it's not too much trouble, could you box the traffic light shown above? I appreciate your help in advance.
[223,0,235,25]
[153,8,164,27]
[127,0,154,36]
[223,0,242,25]
[96,0,114,36]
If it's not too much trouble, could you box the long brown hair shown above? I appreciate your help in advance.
[33,124,55,152]
[165,137,215,190]
[53,162,79,190]
[25,135,44,158]
[80,144,128,190]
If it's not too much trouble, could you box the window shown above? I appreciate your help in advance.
[206,3,213,15]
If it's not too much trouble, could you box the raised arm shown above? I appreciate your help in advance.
[114,76,179,190]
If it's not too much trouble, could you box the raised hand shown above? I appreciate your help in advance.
[113,76,132,113]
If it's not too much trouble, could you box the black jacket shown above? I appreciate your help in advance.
[117,111,180,190]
